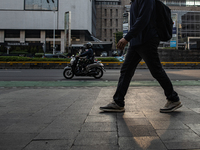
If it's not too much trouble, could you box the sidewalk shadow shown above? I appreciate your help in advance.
[99,110,186,150]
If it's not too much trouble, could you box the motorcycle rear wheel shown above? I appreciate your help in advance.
[93,68,103,79]
[63,69,74,79]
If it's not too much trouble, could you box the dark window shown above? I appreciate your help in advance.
[46,30,61,38]
[25,30,40,38]
[5,30,20,38]
[182,34,186,37]
[196,15,200,21]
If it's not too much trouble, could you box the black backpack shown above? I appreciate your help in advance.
[155,0,173,41]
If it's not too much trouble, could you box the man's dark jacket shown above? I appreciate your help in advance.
[124,0,158,47]
[80,48,94,61]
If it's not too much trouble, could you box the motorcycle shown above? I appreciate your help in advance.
[63,56,105,79]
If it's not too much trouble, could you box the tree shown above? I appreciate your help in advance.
[114,32,123,45]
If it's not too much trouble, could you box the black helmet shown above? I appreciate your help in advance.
[85,42,93,48]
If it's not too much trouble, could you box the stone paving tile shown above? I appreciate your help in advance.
[70,145,119,150]
[156,129,200,143]
[142,110,180,121]
[0,118,20,132]
[0,133,37,150]
[149,120,189,130]
[190,108,200,113]
[117,112,146,119]
[171,112,200,124]
[2,122,47,134]
[164,142,200,150]
[81,122,117,132]
[119,136,167,150]
[118,125,157,137]
[85,115,116,123]
[186,124,200,136]
[34,128,80,140]
[117,118,151,126]
[74,131,118,146]
[55,114,88,124]
[24,140,73,150]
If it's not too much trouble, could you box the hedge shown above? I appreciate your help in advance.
[96,57,120,62]
[0,56,120,62]
[0,56,70,62]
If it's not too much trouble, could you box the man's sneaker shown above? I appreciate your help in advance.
[160,100,182,113]
[100,101,125,112]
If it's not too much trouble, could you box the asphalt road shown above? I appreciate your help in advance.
[0,69,200,81]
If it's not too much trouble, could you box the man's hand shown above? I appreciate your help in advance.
[117,38,128,50]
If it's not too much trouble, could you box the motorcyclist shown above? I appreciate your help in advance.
[76,42,94,73]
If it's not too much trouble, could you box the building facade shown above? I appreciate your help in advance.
[95,0,124,49]
[0,0,96,53]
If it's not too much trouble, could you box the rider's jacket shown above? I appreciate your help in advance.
[80,48,94,62]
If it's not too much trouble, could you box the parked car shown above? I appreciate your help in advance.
[115,55,125,62]
[42,54,67,58]
[100,51,108,57]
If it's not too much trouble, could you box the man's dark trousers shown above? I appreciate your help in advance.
[113,37,179,107]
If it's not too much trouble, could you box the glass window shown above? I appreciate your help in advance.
[196,15,200,21]
[46,30,61,38]
[25,30,40,38]
[186,0,194,6]
[110,29,112,37]
[5,30,20,38]
[110,19,112,26]
[104,29,107,37]
[71,31,81,42]
[195,0,200,6]
[25,0,58,11]
[162,0,200,6]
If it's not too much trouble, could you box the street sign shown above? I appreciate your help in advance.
[171,13,178,49]
[170,40,176,47]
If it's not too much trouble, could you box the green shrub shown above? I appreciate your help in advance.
[10,51,28,54]
[96,57,120,62]
[0,56,70,62]
[0,56,120,62]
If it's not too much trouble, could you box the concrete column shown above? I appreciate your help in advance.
[20,30,25,43]
[61,31,65,53]
[41,31,46,43]
[0,30,5,43]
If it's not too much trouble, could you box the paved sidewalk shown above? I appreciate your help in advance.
[0,86,200,150]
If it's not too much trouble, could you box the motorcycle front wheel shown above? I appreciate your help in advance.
[93,68,103,79]
[63,69,74,79]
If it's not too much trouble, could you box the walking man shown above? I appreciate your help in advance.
[100,0,182,113]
